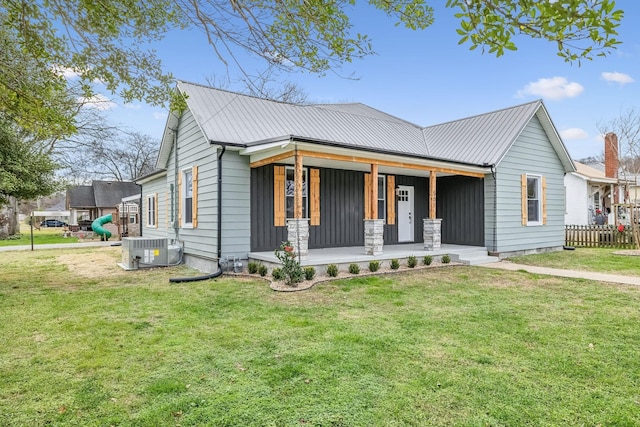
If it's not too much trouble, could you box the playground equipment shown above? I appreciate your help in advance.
[91,214,113,240]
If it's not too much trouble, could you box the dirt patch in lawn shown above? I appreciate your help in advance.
[613,250,640,256]
[56,247,126,279]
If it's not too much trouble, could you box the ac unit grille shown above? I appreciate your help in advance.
[131,238,168,250]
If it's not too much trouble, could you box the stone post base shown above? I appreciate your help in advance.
[287,218,309,260]
[423,218,442,251]
[364,219,384,255]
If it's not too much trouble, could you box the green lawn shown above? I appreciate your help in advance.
[1,247,639,426]
[0,225,79,246]
[508,247,640,277]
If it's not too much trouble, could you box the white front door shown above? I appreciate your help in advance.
[397,185,414,242]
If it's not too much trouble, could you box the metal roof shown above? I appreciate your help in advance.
[155,80,575,172]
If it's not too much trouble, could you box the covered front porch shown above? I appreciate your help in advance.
[249,243,498,273]
[245,139,491,260]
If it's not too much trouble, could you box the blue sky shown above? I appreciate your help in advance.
[90,2,639,162]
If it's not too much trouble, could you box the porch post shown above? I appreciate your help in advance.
[424,171,442,250]
[287,151,308,259]
[364,163,384,255]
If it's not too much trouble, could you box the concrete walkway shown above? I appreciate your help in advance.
[481,261,640,286]
[0,241,118,252]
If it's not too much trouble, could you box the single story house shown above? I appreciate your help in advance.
[137,80,575,272]
[565,161,619,225]
[66,180,141,236]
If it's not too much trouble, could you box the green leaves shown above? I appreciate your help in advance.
[447,0,623,62]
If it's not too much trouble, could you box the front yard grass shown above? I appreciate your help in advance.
[508,247,640,277]
[1,247,639,426]
[0,225,78,246]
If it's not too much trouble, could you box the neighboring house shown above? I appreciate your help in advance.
[66,181,141,236]
[137,81,575,272]
[580,133,638,225]
[564,161,618,225]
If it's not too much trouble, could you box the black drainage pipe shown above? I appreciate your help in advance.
[169,145,226,283]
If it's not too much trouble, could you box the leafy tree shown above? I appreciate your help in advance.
[0,120,59,204]
[1,0,625,136]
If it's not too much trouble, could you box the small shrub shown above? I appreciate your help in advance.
[327,264,339,277]
[258,264,268,277]
[274,241,303,286]
[407,255,417,268]
[441,254,451,264]
[390,259,400,270]
[349,263,360,274]
[247,261,259,274]
[368,260,380,272]
[304,266,316,281]
[423,255,433,266]
[272,267,284,281]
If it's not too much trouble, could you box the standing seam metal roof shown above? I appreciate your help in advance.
[169,80,570,169]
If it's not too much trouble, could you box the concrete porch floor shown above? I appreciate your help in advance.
[249,243,498,271]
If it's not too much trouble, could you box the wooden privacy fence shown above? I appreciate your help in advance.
[565,225,637,249]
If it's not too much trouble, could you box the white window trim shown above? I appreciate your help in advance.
[182,168,194,229]
[146,194,156,228]
[527,174,542,226]
[285,166,309,219]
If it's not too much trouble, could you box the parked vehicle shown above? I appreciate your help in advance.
[40,219,68,227]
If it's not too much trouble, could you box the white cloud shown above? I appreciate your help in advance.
[601,71,634,85]
[78,94,117,111]
[560,128,589,141]
[53,66,81,79]
[516,77,584,100]
[153,112,167,120]
[124,103,142,110]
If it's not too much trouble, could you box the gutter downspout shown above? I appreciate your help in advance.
[491,165,497,254]
[170,145,226,283]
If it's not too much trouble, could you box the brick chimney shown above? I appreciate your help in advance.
[604,132,618,178]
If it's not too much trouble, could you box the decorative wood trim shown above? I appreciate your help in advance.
[542,176,547,225]
[310,168,320,226]
[273,165,285,226]
[364,173,371,220]
[192,165,198,228]
[371,164,378,220]
[294,150,486,178]
[250,151,294,168]
[154,192,158,228]
[521,174,527,226]
[294,152,303,219]
[387,175,396,225]
[177,172,182,226]
[429,171,436,219]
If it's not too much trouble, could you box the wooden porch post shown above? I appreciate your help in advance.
[371,163,378,219]
[295,151,303,219]
[429,170,436,219]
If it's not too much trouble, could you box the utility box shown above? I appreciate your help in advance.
[120,237,168,270]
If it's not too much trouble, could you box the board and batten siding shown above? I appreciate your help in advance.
[487,115,566,253]
[141,176,167,239]
[437,176,485,246]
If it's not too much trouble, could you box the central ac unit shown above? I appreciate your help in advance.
[119,237,169,270]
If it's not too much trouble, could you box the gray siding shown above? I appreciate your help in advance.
[491,116,566,253]
[143,108,251,264]
[220,151,251,259]
[141,176,167,239]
